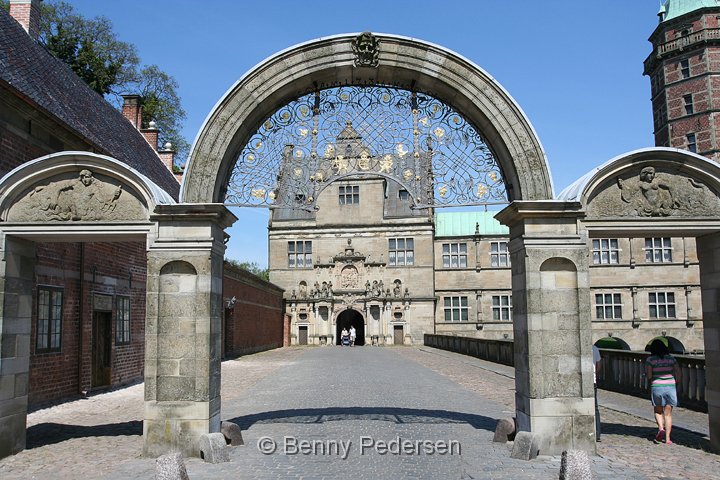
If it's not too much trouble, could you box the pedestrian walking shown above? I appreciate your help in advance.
[645,338,682,444]
[349,326,356,346]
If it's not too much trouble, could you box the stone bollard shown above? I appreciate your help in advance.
[559,450,593,480]
[510,431,539,460]
[493,418,516,443]
[155,452,189,480]
[221,421,244,446]
[199,432,230,463]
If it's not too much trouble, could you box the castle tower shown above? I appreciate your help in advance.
[645,0,720,159]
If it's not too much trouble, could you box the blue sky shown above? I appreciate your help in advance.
[65,0,664,267]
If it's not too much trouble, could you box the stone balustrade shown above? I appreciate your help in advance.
[423,334,707,412]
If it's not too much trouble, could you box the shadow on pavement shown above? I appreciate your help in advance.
[601,421,712,451]
[26,420,142,449]
[228,407,498,431]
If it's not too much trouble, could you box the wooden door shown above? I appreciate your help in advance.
[298,326,308,345]
[393,325,404,345]
[91,311,112,387]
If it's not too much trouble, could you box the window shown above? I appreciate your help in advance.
[592,239,619,264]
[645,237,672,263]
[595,293,622,319]
[492,295,512,321]
[687,133,697,153]
[37,287,63,352]
[398,189,410,201]
[444,296,468,322]
[684,94,694,115]
[649,292,676,319]
[442,243,467,268]
[490,241,510,267]
[288,241,313,268]
[389,237,414,266]
[339,185,359,205]
[680,59,690,79]
[116,296,131,344]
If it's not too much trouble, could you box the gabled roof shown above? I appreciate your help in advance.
[0,10,179,199]
[661,0,720,23]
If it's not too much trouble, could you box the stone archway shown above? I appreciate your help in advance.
[336,309,365,346]
[0,152,177,458]
[559,147,720,452]
[181,32,566,455]
[182,33,552,204]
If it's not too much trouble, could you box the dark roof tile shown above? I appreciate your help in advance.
[0,10,179,199]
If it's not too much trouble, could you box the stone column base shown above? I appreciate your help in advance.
[516,397,596,455]
[143,399,221,458]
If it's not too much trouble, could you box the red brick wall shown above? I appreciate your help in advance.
[222,264,284,357]
[29,241,146,405]
[0,122,51,176]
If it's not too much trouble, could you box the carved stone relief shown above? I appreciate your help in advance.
[587,165,720,218]
[351,32,379,68]
[7,169,146,222]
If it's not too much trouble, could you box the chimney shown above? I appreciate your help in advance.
[121,94,143,129]
[141,120,159,151]
[159,142,181,183]
[9,0,42,40]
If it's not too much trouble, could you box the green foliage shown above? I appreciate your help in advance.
[5,0,188,166]
[130,65,189,163]
[39,2,139,96]
[226,259,270,281]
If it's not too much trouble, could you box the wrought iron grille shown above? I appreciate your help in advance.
[225,85,507,209]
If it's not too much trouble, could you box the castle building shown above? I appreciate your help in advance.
[267,2,714,354]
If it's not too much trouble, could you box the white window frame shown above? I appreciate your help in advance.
[339,185,359,205]
[389,237,414,266]
[645,237,672,263]
[595,293,622,319]
[288,240,313,268]
[442,242,467,268]
[37,286,63,352]
[491,295,512,321]
[490,241,510,267]
[592,239,619,265]
[116,296,131,344]
[649,291,676,319]
[443,296,469,322]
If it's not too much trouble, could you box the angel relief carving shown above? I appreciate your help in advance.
[588,165,720,218]
[617,166,677,216]
[7,169,145,222]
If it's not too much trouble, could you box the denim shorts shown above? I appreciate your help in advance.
[651,385,678,407]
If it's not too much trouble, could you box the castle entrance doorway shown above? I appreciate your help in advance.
[336,310,365,346]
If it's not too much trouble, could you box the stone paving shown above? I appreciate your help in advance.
[0,345,717,479]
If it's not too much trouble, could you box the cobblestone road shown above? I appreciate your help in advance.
[0,346,717,479]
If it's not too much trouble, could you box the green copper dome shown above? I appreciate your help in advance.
[660,0,720,22]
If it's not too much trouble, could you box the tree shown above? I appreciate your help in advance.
[1,0,188,165]
[130,65,189,165]
[226,259,270,281]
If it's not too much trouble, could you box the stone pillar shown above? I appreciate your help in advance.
[496,202,595,455]
[696,232,720,453]
[143,205,236,458]
[0,236,35,459]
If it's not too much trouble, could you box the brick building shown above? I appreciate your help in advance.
[0,1,283,407]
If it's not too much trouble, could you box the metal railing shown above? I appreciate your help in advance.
[423,334,707,412]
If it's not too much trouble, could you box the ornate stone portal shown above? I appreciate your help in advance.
[288,239,410,344]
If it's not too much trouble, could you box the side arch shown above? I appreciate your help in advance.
[0,151,175,223]
[183,33,553,204]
